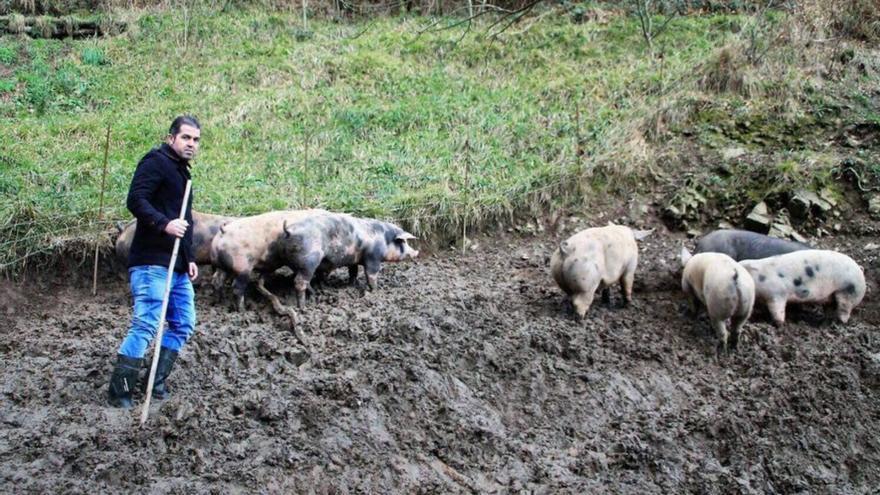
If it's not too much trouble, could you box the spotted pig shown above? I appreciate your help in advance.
[210,209,326,310]
[739,250,866,326]
[279,212,419,307]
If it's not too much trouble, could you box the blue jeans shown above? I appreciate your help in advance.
[118,265,196,358]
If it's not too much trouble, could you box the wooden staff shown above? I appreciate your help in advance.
[140,180,192,426]
[92,124,111,296]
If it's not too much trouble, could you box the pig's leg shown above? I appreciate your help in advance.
[834,291,855,324]
[711,318,729,357]
[232,272,250,312]
[729,314,748,352]
[601,285,611,306]
[294,252,322,307]
[211,269,227,304]
[348,265,359,286]
[293,272,313,308]
[682,282,699,316]
[620,265,635,307]
[766,298,787,327]
[365,260,381,291]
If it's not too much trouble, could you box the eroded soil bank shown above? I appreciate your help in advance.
[1,215,879,493]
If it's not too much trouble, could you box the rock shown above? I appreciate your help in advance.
[686,229,702,238]
[819,188,837,207]
[718,221,735,230]
[790,190,834,220]
[629,201,650,222]
[791,231,809,244]
[869,196,880,219]
[865,243,880,251]
[744,202,772,234]
[768,222,792,239]
[722,147,747,161]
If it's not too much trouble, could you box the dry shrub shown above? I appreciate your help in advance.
[795,0,880,43]
[34,15,52,37]
[8,12,26,32]
[697,46,757,96]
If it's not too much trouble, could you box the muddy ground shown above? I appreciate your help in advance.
[1,213,879,494]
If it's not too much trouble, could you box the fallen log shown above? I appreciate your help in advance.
[0,15,126,39]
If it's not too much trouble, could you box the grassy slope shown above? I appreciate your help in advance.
[14,5,880,271]
[0,6,740,269]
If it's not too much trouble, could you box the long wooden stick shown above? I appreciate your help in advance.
[92,124,111,296]
[140,180,192,426]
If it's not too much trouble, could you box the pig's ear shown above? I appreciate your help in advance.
[396,232,417,242]
[116,221,126,233]
[283,219,291,238]
[559,240,571,255]
[633,229,653,241]
[679,246,692,267]
[219,225,226,234]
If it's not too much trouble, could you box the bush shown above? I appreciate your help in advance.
[80,47,106,66]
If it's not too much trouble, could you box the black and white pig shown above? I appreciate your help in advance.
[695,229,811,261]
[739,250,866,326]
[279,212,419,307]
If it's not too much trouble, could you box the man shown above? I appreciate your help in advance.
[107,116,201,409]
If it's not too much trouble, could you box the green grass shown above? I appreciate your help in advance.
[0,7,752,271]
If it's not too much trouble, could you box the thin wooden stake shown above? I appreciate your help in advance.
[302,130,310,208]
[140,180,192,426]
[461,138,471,252]
[92,124,111,296]
[302,0,308,31]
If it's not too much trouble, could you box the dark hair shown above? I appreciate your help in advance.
[168,115,201,137]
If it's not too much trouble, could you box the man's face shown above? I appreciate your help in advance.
[167,124,201,161]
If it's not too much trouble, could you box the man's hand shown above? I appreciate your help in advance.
[188,262,198,281]
[164,219,189,238]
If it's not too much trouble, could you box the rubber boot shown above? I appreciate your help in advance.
[151,347,178,400]
[108,354,142,409]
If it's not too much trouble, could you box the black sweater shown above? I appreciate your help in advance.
[126,143,194,272]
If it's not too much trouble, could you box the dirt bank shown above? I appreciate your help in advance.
[1,216,879,493]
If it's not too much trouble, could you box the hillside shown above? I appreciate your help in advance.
[3,3,878,272]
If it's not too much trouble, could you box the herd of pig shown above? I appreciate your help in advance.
[115,210,419,314]
[115,211,867,357]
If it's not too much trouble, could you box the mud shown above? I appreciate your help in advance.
[1,217,879,493]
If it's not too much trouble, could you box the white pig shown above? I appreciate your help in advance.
[680,247,755,355]
[738,250,865,326]
[550,224,652,320]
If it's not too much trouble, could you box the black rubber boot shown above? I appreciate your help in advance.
[108,354,142,409]
[151,347,178,400]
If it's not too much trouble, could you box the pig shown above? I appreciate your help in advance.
[115,210,236,266]
[695,229,811,261]
[210,209,326,311]
[550,224,653,320]
[739,250,866,326]
[680,247,755,355]
[278,212,419,307]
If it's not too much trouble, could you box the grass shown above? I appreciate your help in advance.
[0,4,873,273]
